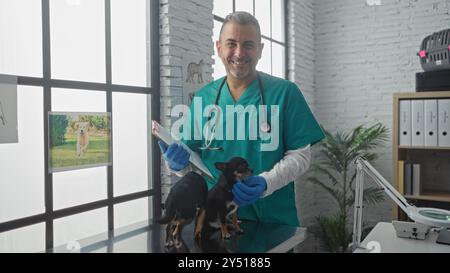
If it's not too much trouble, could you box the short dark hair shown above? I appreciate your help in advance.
[219,11,261,42]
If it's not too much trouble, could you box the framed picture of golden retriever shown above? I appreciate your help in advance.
[48,112,112,173]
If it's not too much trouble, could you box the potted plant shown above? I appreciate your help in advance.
[307,123,389,252]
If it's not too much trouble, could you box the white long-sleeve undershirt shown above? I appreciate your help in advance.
[165,144,311,198]
[259,144,311,197]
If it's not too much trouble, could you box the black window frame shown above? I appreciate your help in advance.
[0,0,161,251]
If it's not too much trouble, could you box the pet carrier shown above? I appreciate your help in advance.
[418,28,450,72]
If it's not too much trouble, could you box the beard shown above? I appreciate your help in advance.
[225,57,255,80]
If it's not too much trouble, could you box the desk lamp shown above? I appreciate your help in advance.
[352,157,450,250]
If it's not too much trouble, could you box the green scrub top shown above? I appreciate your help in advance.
[182,72,324,227]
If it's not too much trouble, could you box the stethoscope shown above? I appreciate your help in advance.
[200,72,271,151]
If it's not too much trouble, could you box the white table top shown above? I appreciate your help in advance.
[354,222,450,253]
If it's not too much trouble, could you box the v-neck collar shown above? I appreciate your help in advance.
[222,76,259,105]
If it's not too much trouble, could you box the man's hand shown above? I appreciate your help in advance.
[232,176,267,207]
[158,141,190,171]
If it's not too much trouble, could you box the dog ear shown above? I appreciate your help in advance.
[74,122,79,129]
[214,162,227,172]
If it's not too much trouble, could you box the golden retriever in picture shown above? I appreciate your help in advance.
[75,122,90,157]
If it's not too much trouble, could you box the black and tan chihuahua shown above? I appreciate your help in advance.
[156,171,208,250]
[204,157,253,240]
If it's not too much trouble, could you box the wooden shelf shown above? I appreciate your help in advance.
[394,91,450,100]
[398,146,450,151]
[404,192,450,203]
[392,91,450,219]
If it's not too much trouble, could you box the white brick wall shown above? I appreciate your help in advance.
[159,0,214,202]
[288,0,316,109]
[287,0,323,252]
[313,0,450,238]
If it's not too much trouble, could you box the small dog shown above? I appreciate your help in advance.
[75,122,90,157]
[204,157,253,240]
[156,171,208,250]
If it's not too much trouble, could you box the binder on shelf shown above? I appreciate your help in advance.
[404,162,413,195]
[438,99,450,147]
[399,100,412,146]
[398,160,405,194]
[412,164,421,196]
[424,99,438,146]
[411,100,425,146]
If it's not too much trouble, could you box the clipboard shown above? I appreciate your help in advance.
[151,120,213,180]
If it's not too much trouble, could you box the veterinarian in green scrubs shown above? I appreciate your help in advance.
[159,11,324,227]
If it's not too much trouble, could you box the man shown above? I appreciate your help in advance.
[159,11,324,227]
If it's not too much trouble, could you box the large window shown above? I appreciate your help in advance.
[0,0,160,252]
[212,0,286,79]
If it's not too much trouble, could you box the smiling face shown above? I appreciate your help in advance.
[216,22,264,82]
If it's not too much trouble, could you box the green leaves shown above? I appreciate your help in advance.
[49,115,68,147]
[308,122,388,252]
[317,213,352,253]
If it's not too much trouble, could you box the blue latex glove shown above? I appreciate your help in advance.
[158,141,190,171]
[232,176,267,207]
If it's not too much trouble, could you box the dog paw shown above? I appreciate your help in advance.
[236,228,244,234]
[223,233,231,240]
